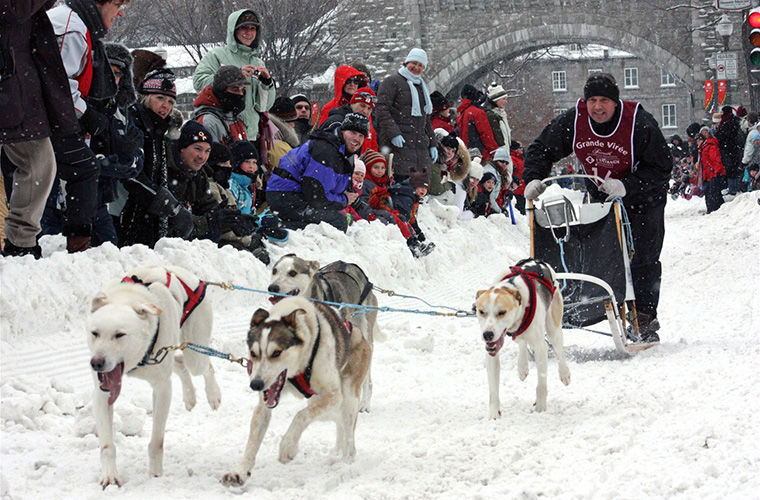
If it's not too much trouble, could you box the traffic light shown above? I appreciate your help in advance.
[748,8,760,67]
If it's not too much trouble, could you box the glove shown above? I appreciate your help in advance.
[524,179,547,200]
[218,208,258,236]
[430,147,438,163]
[78,106,109,136]
[146,187,181,217]
[168,207,194,239]
[598,178,626,200]
[391,135,405,148]
[112,126,144,160]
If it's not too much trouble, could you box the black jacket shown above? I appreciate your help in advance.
[523,103,673,211]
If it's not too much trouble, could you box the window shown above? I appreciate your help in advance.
[552,71,566,92]
[624,67,639,88]
[660,69,675,87]
[662,104,677,128]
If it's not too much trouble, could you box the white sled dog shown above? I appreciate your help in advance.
[267,253,378,412]
[87,265,221,488]
[221,296,370,486]
[475,259,570,417]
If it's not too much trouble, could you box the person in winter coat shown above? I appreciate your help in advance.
[193,9,275,141]
[669,135,688,162]
[265,96,303,172]
[509,140,526,215]
[266,113,368,232]
[193,65,250,146]
[480,146,512,216]
[318,65,368,126]
[0,0,81,258]
[714,106,745,195]
[484,83,513,155]
[429,130,471,213]
[430,91,454,132]
[375,48,437,185]
[119,68,193,247]
[523,73,672,343]
[742,127,760,169]
[696,128,727,214]
[46,0,128,252]
[290,94,313,144]
[321,87,379,153]
[472,172,498,217]
[457,84,499,163]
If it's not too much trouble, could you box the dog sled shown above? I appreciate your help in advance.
[529,174,653,354]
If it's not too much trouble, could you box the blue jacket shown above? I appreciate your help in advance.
[266,124,353,209]
[229,172,254,214]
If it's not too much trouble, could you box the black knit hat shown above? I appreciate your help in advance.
[138,68,176,98]
[104,42,135,108]
[208,142,231,166]
[461,83,479,101]
[177,121,213,150]
[430,91,450,113]
[229,140,260,170]
[583,73,619,101]
[341,113,369,136]
[440,131,459,150]
[270,96,297,122]
[212,66,250,95]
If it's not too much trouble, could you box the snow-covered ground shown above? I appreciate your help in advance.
[1,191,759,499]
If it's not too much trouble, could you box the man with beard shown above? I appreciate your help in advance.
[266,113,368,232]
[193,65,250,145]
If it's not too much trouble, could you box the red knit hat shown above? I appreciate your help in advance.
[360,149,388,185]
[350,87,376,110]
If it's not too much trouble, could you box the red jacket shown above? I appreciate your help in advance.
[318,65,367,126]
[699,137,726,182]
[510,148,525,195]
[431,114,454,133]
[456,99,498,162]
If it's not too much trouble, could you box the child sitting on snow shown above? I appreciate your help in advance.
[472,171,497,217]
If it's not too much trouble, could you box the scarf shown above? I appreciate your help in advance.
[398,66,432,117]
[66,0,117,104]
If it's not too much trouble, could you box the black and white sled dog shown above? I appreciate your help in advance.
[267,253,379,412]
[221,296,371,486]
[475,259,570,417]
[87,265,220,488]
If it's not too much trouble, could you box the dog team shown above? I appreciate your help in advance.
[87,256,569,488]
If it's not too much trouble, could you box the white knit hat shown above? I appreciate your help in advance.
[487,82,508,101]
[353,157,366,174]
[404,48,428,67]
[469,158,484,180]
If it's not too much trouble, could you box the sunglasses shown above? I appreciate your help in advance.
[295,104,310,110]
[346,77,366,86]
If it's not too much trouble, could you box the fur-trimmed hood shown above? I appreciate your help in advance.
[268,114,301,148]
[434,131,470,182]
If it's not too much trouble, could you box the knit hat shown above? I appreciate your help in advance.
[229,140,260,170]
[290,94,310,106]
[440,131,459,150]
[430,91,450,113]
[350,87,376,110]
[510,140,521,150]
[487,82,508,102]
[131,49,166,89]
[461,83,479,101]
[467,147,482,160]
[341,113,370,136]
[583,73,619,101]
[404,48,428,67]
[104,42,135,107]
[208,142,231,166]
[212,66,250,95]
[685,122,702,139]
[235,11,260,28]
[270,96,297,122]
[138,68,176,98]
[177,121,213,150]
[736,105,748,118]
[469,158,483,180]
[480,171,497,185]
[492,146,511,163]
[360,149,387,171]
[353,157,366,175]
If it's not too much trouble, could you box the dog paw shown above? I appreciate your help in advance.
[99,474,122,490]
[206,383,222,411]
[183,388,197,412]
[559,368,571,386]
[489,408,502,420]
[220,471,249,487]
[518,366,529,381]
[278,440,298,463]
[533,400,547,412]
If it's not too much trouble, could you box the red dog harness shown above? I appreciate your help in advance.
[288,320,352,398]
[122,271,207,327]
[500,265,557,340]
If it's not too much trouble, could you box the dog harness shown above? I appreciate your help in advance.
[121,271,207,369]
[288,320,352,398]
[122,271,207,327]
[500,264,557,340]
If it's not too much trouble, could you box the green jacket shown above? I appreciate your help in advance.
[192,9,275,140]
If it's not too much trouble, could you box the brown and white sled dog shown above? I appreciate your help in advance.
[475,259,570,417]
[87,265,221,488]
[221,296,370,486]
[267,253,378,412]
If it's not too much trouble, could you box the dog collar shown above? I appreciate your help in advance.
[130,319,160,372]
[501,265,557,340]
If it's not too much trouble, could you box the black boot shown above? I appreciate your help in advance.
[2,239,42,259]
[627,312,660,343]
[407,237,435,258]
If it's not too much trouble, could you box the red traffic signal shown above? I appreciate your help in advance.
[749,8,760,28]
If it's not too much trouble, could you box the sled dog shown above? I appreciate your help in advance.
[267,254,378,412]
[475,259,570,417]
[87,265,221,488]
[221,296,370,486]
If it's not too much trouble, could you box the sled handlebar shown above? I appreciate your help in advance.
[541,174,605,185]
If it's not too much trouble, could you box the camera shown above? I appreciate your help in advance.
[252,69,260,77]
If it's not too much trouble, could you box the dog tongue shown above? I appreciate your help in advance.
[485,335,505,357]
[100,363,124,405]
[263,370,287,408]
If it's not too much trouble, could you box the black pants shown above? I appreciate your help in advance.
[50,134,99,234]
[627,201,665,319]
[266,191,348,232]
[704,175,726,214]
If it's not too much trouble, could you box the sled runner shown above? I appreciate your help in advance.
[529,174,655,354]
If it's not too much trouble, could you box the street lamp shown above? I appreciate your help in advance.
[716,14,734,52]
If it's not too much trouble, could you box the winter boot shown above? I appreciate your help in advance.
[256,213,289,244]
[1,239,42,259]
[407,237,434,258]
[626,312,660,343]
